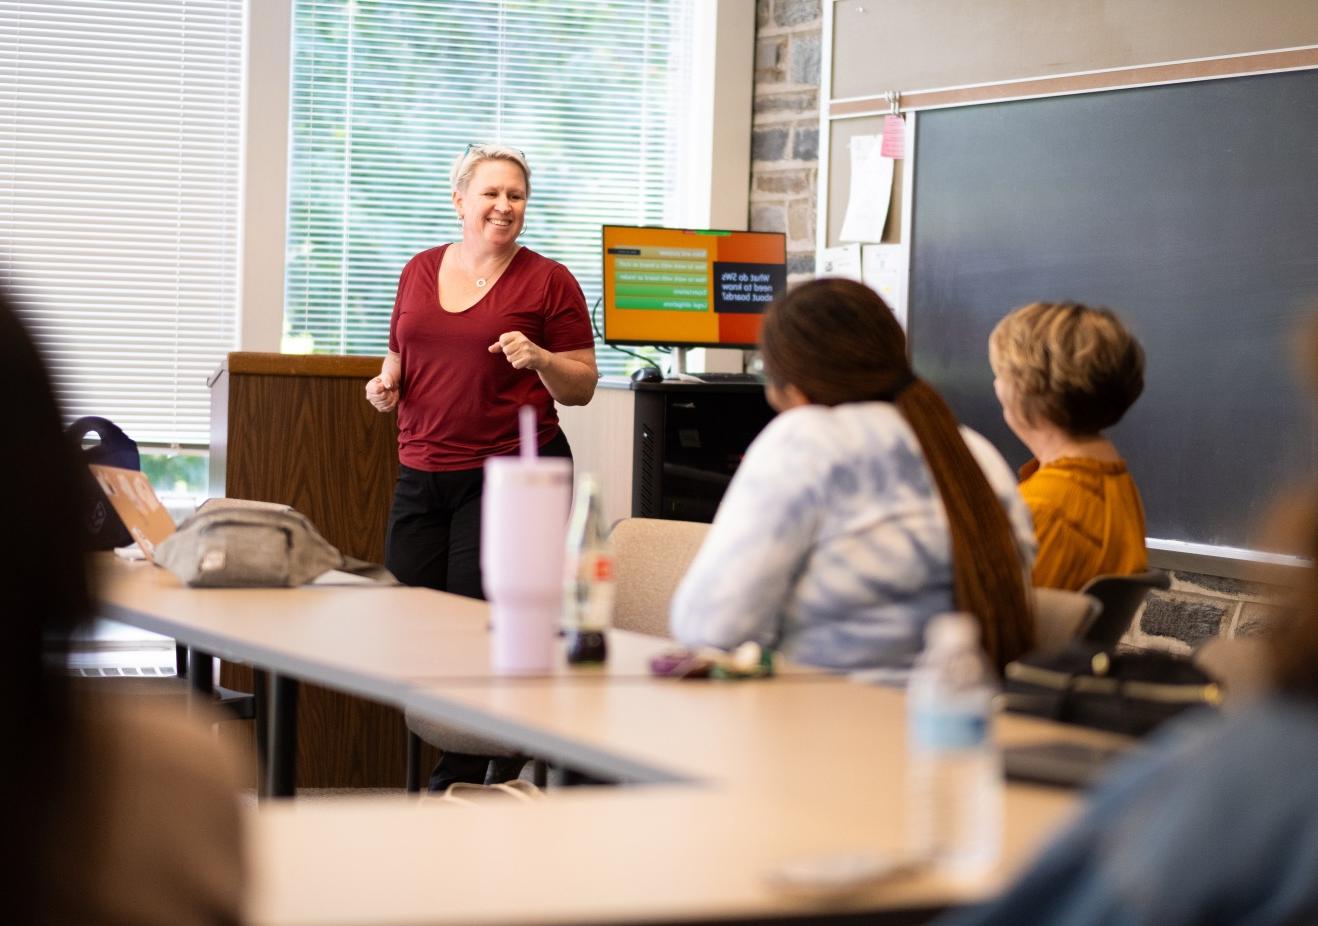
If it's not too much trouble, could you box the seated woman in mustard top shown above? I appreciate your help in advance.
[989,302,1148,591]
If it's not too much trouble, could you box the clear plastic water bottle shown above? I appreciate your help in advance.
[906,612,1002,877]
[562,474,614,665]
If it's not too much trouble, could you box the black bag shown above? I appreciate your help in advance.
[1003,640,1222,737]
[68,416,141,550]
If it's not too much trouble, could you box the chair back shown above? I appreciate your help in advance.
[1194,636,1274,700]
[610,517,710,637]
[1031,587,1102,650]
[1076,569,1171,647]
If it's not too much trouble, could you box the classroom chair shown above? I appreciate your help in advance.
[609,517,711,637]
[1076,570,1173,648]
[404,516,711,791]
[1031,587,1102,651]
[1194,636,1274,701]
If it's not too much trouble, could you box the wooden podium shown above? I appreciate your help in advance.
[209,352,435,788]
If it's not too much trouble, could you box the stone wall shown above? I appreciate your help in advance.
[1126,570,1288,653]
[746,0,1283,653]
[750,0,821,283]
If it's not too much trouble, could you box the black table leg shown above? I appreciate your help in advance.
[253,669,270,798]
[188,648,214,694]
[266,673,299,798]
[175,643,189,679]
[406,731,422,793]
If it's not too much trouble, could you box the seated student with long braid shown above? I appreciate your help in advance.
[988,302,1148,591]
[670,279,1036,678]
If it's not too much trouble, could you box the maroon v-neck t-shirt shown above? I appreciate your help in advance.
[388,244,593,471]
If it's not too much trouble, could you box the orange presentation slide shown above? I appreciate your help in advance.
[602,226,787,348]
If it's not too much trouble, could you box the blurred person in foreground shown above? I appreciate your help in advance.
[938,530,1318,925]
[1,290,243,925]
[670,278,1036,678]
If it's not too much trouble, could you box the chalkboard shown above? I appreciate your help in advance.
[908,69,1318,558]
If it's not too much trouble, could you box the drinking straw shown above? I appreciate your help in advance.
[519,405,536,459]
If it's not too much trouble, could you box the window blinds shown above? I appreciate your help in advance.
[284,0,693,374]
[0,0,244,446]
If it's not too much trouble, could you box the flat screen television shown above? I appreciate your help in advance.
[601,225,787,350]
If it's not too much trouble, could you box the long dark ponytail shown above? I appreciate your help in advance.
[760,278,1033,669]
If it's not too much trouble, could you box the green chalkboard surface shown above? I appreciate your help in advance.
[909,68,1318,557]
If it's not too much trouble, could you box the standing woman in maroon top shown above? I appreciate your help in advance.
[365,144,597,786]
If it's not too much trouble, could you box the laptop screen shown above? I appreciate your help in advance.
[89,464,176,561]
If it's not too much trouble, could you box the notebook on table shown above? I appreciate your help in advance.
[89,464,176,561]
[1003,740,1129,789]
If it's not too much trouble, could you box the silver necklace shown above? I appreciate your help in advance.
[459,245,509,288]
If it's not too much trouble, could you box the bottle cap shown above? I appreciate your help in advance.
[925,612,978,650]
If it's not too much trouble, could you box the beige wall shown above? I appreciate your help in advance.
[830,0,1318,99]
[558,384,634,529]
[824,0,1318,247]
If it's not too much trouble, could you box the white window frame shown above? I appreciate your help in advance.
[236,0,754,357]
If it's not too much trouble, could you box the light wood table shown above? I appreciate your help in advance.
[96,557,716,793]
[99,556,1128,924]
[249,682,1128,925]
[98,557,757,692]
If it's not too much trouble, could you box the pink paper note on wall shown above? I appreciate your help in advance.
[881,114,906,159]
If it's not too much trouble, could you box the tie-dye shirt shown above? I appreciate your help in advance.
[669,402,1035,679]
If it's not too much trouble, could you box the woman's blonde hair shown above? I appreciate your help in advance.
[449,144,531,195]
[989,301,1144,435]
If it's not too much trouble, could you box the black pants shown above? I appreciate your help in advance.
[385,430,572,790]
[385,430,572,595]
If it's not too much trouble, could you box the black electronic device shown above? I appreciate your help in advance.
[686,372,764,385]
[631,382,775,522]
[602,225,787,351]
[630,366,663,384]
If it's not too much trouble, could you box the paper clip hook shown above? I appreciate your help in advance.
[886,91,901,116]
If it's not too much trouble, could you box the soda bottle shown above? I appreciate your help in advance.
[563,474,613,664]
[906,612,1002,877]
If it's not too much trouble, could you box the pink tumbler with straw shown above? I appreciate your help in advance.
[481,407,571,673]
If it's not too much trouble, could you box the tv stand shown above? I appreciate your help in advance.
[630,381,775,522]
[663,346,704,383]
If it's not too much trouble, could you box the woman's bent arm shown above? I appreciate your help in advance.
[488,333,597,405]
[365,350,403,412]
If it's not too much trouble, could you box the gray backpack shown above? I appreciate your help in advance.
[155,507,395,587]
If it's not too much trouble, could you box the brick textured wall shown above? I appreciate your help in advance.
[751,0,821,284]
[748,1,1277,654]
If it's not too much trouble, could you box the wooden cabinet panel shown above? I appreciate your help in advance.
[210,352,427,788]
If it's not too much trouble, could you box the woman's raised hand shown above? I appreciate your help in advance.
[488,331,547,371]
[365,372,399,412]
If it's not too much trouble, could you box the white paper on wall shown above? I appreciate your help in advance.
[817,242,862,281]
[861,243,905,319]
[839,134,894,243]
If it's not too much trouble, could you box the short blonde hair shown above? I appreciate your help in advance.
[450,144,531,195]
[989,302,1145,435]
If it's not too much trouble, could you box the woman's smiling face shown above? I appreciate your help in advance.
[454,158,527,249]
